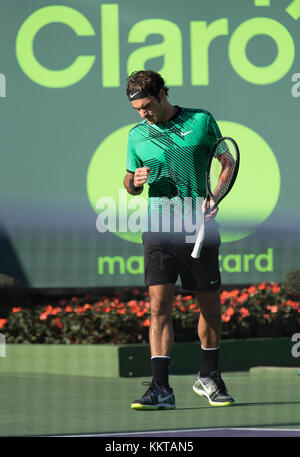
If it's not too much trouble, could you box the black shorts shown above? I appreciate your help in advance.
[142,221,221,291]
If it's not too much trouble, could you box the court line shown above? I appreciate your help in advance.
[52,427,300,437]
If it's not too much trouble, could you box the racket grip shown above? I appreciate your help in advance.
[191,224,205,259]
[205,195,211,215]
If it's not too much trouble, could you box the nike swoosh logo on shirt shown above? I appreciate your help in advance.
[180,130,193,136]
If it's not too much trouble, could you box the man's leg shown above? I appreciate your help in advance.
[149,283,175,357]
[196,290,221,374]
[131,283,176,410]
[193,289,234,406]
[149,283,174,388]
[196,289,221,349]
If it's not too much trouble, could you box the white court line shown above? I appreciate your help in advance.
[51,427,300,437]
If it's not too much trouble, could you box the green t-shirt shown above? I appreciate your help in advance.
[126,107,222,231]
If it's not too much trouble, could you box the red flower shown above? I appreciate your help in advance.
[220,290,230,304]
[271,284,280,294]
[82,303,92,311]
[267,305,278,314]
[12,307,22,313]
[52,307,62,315]
[64,305,73,313]
[128,300,139,313]
[94,301,104,311]
[136,310,146,317]
[54,317,63,329]
[75,306,85,314]
[239,307,250,318]
[117,308,126,314]
[226,307,235,316]
[142,318,150,327]
[228,289,240,298]
[237,293,249,304]
[183,295,193,301]
[285,300,299,310]
[222,314,231,322]
[221,306,235,322]
[0,319,7,328]
[247,285,257,295]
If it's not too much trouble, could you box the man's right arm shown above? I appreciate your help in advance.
[123,167,150,195]
[123,172,143,195]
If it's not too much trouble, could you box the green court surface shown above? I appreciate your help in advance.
[0,369,299,437]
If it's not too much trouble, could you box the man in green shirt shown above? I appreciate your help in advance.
[124,70,234,410]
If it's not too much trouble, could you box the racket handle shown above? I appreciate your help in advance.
[191,223,205,259]
[204,195,211,215]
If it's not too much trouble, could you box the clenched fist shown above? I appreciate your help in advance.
[133,167,151,187]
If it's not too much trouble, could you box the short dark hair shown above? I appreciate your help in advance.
[126,70,169,100]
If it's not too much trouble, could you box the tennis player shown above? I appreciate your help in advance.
[123,70,234,409]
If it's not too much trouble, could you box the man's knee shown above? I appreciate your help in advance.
[150,297,172,318]
[149,284,174,317]
[196,290,221,312]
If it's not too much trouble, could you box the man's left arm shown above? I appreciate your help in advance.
[204,114,222,220]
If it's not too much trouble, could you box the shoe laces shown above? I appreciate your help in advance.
[142,379,159,396]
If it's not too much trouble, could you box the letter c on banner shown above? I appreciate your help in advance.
[16,5,96,88]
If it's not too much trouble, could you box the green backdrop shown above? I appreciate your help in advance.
[0,0,299,288]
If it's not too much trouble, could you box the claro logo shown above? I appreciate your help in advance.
[15,4,296,88]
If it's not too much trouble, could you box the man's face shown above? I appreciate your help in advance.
[130,92,166,124]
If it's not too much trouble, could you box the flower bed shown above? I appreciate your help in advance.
[0,282,299,344]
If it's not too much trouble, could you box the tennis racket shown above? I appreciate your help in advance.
[191,136,240,258]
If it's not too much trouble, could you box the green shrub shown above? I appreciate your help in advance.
[0,282,299,344]
[282,269,300,297]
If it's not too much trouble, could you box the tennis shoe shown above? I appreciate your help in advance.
[131,379,176,410]
[193,370,234,406]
